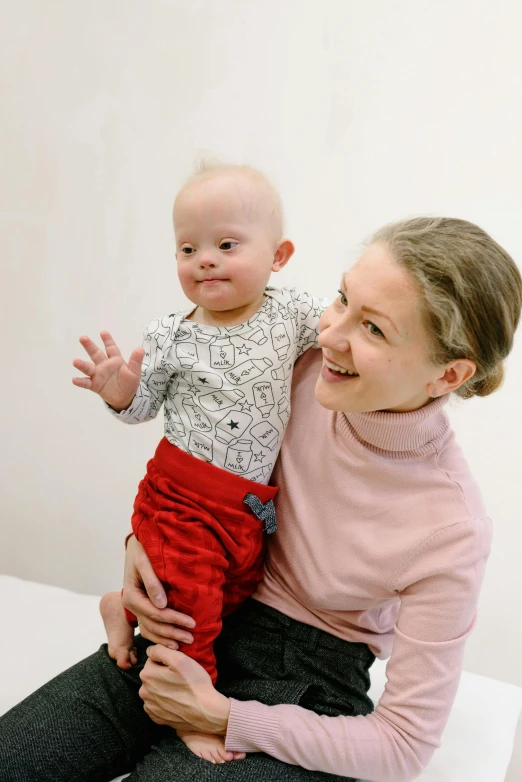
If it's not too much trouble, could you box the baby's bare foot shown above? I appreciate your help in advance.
[178,730,246,764]
[100,591,137,670]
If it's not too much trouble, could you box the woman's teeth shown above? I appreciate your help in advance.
[325,359,359,376]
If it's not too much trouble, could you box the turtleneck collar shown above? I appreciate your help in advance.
[336,394,450,458]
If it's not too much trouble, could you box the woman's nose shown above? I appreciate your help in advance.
[318,308,351,352]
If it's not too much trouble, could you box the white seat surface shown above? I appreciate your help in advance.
[1,575,520,781]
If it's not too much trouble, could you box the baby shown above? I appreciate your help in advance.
[72,163,324,763]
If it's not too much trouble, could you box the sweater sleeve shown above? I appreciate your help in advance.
[105,316,177,425]
[225,517,492,782]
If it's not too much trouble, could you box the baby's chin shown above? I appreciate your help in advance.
[193,299,251,313]
[191,289,265,313]
[189,293,239,312]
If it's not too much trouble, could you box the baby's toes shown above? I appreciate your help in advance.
[212,745,233,764]
[111,646,133,670]
[199,748,217,763]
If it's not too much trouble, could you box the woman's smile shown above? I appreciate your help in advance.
[321,357,360,383]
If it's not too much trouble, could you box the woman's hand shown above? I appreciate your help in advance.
[122,536,196,649]
[139,645,232,735]
[126,540,246,761]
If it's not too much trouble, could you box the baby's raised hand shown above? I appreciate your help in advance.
[72,331,144,412]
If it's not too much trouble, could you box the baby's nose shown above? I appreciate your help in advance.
[198,251,217,267]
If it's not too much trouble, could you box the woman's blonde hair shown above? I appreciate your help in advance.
[371,217,522,398]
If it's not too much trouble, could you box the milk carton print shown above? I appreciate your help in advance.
[225,358,273,386]
[107,288,325,484]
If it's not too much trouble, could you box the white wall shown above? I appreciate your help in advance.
[2,0,522,775]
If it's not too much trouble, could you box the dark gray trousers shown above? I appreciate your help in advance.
[0,600,375,781]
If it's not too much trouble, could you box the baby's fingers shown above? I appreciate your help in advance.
[72,357,95,390]
[73,358,95,377]
[78,335,108,364]
[127,347,145,376]
[72,376,93,390]
[100,331,123,359]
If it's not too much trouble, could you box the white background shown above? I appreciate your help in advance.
[1,1,521,777]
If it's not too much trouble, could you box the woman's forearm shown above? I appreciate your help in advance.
[225,698,425,782]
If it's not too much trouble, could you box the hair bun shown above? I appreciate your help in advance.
[467,363,505,398]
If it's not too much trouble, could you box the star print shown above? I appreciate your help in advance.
[279,383,288,396]
[237,343,251,356]
[197,377,209,384]
[253,451,265,463]
[239,400,253,412]
[312,307,322,317]
[187,383,199,395]
[227,420,240,430]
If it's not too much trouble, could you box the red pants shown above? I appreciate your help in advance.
[126,438,278,684]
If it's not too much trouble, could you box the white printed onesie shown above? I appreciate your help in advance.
[109,287,324,484]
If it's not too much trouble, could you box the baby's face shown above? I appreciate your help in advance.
[174,172,283,315]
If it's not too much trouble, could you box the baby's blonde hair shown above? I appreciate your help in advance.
[176,160,284,240]
[371,217,522,398]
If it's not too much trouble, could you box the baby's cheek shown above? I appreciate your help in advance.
[177,265,194,289]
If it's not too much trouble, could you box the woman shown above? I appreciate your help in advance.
[1,217,521,782]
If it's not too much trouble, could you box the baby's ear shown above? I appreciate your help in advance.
[272,239,295,272]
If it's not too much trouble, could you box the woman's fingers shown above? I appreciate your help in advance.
[125,596,196,639]
[136,615,194,645]
[133,542,169,609]
[121,581,195,637]
[135,620,180,648]
[122,536,196,648]
[139,648,230,735]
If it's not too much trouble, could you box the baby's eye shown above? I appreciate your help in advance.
[366,322,384,338]
[181,246,195,255]
[337,289,348,306]
[220,241,238,251]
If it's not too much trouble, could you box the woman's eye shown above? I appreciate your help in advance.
[366,322,384,338]
[337,289,348,306]
[220,241,237,251]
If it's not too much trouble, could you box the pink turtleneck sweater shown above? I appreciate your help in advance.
[225,349,492,782]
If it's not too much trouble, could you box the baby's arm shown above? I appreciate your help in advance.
[73,317,177,424]
[287,289,327,355]
[99,591,137,670]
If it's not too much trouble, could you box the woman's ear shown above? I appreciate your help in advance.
[428,359,476,397]
[272,239,295,272]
